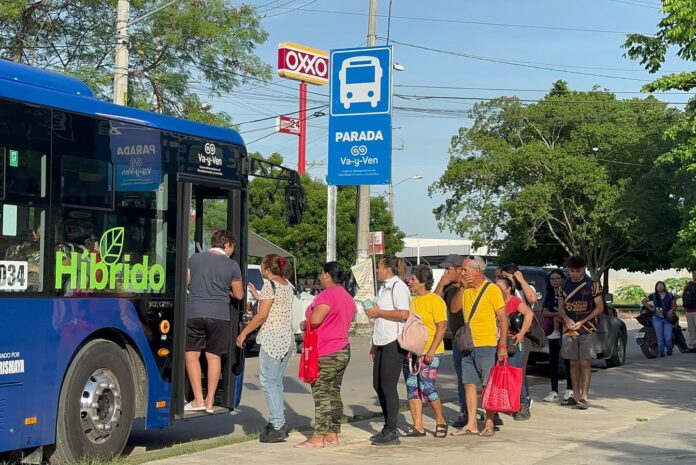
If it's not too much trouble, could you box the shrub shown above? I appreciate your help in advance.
[615,284,647,305]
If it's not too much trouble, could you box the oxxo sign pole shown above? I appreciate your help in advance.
[277,43,329,174]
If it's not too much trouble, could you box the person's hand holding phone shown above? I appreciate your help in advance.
[363,299,380,319]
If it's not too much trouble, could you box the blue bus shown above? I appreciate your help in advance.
[0,60,303,463]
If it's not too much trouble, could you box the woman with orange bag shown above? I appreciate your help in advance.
[295,262,355,448]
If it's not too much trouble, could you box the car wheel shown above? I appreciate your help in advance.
[606,328,627,368]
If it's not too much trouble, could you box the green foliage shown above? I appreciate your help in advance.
[430,82,681,279]
[0,0,270,124]
[615,284,647,305]
[664,277,691,297]
[248,153,404,277]
[623,1,696,269]
[616,284,648,304]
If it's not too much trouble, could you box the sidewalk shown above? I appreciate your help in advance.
[146,353,696,465]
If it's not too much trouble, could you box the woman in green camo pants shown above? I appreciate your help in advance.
[294,262,356,449]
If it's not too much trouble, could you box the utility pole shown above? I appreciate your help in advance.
[355,0,378,261]
[113,0,130,105]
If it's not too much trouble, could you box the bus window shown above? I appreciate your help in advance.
[61,155,114,210]
[0,205,45,292]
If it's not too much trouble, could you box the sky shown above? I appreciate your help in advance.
[200,0,691,240]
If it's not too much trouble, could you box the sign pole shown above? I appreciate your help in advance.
[298,81,307,174]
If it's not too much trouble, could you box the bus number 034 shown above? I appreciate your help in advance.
[0,263,27,288]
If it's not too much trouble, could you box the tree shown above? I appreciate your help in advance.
[248,154,405,277]
[430,82,681,280]
[624,1,696,268]
[0,0,270,125]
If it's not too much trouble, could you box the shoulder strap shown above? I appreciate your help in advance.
[466,282,490,324]
[564,279,587,302]
[390,280,408,309]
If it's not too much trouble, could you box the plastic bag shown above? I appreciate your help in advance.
[481,359,523,414]
[298,317,319,384]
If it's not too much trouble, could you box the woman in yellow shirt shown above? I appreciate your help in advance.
[402,265,448,438]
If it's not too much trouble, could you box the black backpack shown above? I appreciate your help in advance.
[684,282,696,309]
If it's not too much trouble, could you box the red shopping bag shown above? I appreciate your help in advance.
[298,317,319,384]
[481,359,523,414]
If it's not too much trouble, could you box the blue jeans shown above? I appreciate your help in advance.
[508,341,531,406]
[652,316,673,356]
[451,338,466,413]
[259,346,292,428]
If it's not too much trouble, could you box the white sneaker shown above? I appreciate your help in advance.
[563,389,574,401]
[548,330,561,340]
[543,391,559,402]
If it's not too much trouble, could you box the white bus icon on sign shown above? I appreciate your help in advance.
[338,56,383,110]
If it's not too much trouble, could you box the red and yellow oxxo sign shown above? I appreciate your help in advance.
[277,42,329,86]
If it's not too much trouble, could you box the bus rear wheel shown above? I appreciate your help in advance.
[47,339,135,465]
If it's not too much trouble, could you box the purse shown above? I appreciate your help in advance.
[454,282,490,356]
[298,317,319,384]
[397,312,429,354]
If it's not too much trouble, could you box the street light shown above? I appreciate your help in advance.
[388,175,423,220]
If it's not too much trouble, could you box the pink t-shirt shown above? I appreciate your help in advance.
[305,286,356,357]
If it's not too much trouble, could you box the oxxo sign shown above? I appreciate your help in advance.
[277,42,329,85]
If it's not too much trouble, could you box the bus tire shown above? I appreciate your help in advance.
[47,339,135,464]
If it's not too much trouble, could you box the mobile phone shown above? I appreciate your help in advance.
[363,299,374,309]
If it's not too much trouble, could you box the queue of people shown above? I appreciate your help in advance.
[184,234,690,448]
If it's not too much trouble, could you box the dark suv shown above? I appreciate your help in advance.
[443,266,627,369]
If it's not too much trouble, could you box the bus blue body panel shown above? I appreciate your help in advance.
[0,298,170,452]
[0,59,245,146]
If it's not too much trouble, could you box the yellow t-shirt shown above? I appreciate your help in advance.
[462,281,506,347]
[411,292,448,355]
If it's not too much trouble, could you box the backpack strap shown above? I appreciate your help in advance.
[466,282,491,324]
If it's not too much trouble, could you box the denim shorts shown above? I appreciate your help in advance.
[461,346,497,386]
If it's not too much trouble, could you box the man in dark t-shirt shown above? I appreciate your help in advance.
[185,230,244,413]
[434,254,466,427]
[558,255,603,411]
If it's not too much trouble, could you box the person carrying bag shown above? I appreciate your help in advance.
[455,282,490,355]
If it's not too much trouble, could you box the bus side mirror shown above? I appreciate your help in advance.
[285,171,306,226]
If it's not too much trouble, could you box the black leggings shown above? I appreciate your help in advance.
[549,338,572,393]
[373,341,407,432]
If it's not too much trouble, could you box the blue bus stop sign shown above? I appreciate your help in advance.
[328,46,392,185]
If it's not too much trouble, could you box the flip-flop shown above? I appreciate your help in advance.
[561,397,578,407]
[451,428,478,436]
[574,399,590,410]
[403,427,426,437]
[434,424,448,438]
[323,439,340,447]
[293,441,325,449]
[479,429,496,437]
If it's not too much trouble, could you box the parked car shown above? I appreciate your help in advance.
[242,264,314,354]
[443,265,627,369]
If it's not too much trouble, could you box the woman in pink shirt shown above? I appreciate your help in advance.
[295,262,355,449]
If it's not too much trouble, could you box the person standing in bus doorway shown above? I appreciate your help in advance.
[185,230,244,414]
[236,254,295,443]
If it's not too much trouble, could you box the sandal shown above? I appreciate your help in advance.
[451,428,478,436]
[323,439,339,447]
[434,424,448,438]
[479,428,496,437]
[574,399,590,410]
[403,426,426,437]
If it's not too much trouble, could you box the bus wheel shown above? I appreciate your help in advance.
[48,339,135,464]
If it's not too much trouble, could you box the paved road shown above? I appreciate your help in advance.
[125,319,661,455]
[144,334,696,465]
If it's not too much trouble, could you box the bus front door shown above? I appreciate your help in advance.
[172,182,246,419]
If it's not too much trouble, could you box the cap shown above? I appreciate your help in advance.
[439,254,463,268]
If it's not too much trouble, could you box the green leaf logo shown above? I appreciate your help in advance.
[99,227,125,265]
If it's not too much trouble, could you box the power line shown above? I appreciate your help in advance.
[394,84,692,95]
[262,0,320,18]
[384,38,653,82]
[242,4,648,35]
[605,0,660,9]
[394,94,689,105]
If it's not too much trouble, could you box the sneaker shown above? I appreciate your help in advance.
[562,389,574,401]
[493,413,504,427]
[544,391,559,402]
[371,429,400,446]
[259,423,288,443]
[548,330,561,340]
[561,397,578,407]
[452,412,468,429]
[369,427,387,442]
[512,405,531,421]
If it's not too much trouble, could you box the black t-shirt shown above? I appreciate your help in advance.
[443,283,464,334]
[559,278,602,334]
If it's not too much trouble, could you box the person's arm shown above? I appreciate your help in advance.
[365,305,409,321]
[670,294,677,312]
[495,305,509,361]
[514,270,538,307]
[236,298,272,347]
[449,287,464,313]
[308,304,331,329]
[425,320,447,363]
[230,280,244,300]
[187,268,191,286]
[365,281,410,321]
[433,274,451,298]
[641,296,650,306]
